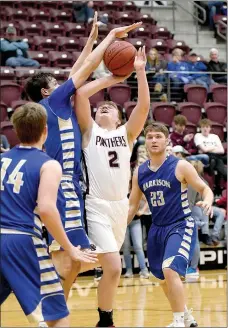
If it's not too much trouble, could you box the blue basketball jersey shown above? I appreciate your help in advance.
[1,146,51,239]
[39,78,82,182]
[138,155,191,226]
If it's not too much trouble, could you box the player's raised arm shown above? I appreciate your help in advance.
[128,168,143,224]
[75,74,128,135]
[37,160,97,263]
[71,22,142,89]
[126,46,150,142]
[68,12,98,79]
[176,160,214,217]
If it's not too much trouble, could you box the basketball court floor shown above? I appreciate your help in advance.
[1,270,226,327]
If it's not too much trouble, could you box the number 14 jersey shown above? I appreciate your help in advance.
[83,122,131,201]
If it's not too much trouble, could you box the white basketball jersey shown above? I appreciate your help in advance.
[83,122,131,201]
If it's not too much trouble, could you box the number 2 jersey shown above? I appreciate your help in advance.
[138,155,191,226]
[1,146,51,239]
[83,122,131,201]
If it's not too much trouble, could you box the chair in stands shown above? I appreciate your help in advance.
[0,102,8,121]
[0,67,16,83]
[15,68,39,85]
[125,38,145,49]
[134,12,156,25]
[18,21,42,37]
[56,37,80,52]
[152,102,176,126]
[104,1,124,12]
[89,89,105,108]
[5,7,29,22]
[38,1,59,10]
[113,11,135,25]
[33,36,58,51]
[185,122,197,135]
[146,39,168,54]
[78,38,100,51]
[40,67,67,84]
[184,85,207,107]
[211,123,225,142]
[10,100,28,111]
[178,102,202,125]
[123,1,138,12]
[49,51,73,68]
[124,101,137,120]
[151,26,172,40]
[0,83,22,107]
[41,22,65,37]
[1,121,20,147]
[27,51,49,66]
[132,25,153,39]
[210,84,227,106]
[107,84,131,107]
[64,22,87,38]
[166,39,190,54]
[27,8,51,22]
[204,102,227,125]
[20,1,39,9]
[50,9,73,23]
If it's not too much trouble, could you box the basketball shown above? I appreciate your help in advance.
[103,41,137,76]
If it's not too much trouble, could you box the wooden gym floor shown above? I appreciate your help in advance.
[1,270,227,327]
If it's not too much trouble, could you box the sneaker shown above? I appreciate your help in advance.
[184,308,198,327]
[186,268,199,277]
[201,234,214,246]
[139,269,149,279]
[96,324,115,327]
[124,269,133,278]
[167,321,184,327]
[94,268,102,281]
[211,236,220,246]
[167,309,198,327]
[39,322,48,327]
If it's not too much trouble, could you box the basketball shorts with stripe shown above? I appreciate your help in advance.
[48,179,91,252]
[0,234,69,323]
[147,217,197,280]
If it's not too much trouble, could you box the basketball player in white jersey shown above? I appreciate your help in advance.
[74,46,150,327]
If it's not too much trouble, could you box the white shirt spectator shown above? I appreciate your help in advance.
[194,133,224,152]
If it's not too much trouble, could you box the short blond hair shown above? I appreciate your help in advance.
[12,102,47,144]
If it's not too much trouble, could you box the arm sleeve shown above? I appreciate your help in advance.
[0,40,17,51]
[48,78,76,118]
[13,40,29,50]
[194,133,202,147]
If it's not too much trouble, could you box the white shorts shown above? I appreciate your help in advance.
[85,195,129,253]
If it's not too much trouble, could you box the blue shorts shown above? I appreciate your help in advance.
[48,177,90,251]
[147,217,196,280]
[0,234,69,323]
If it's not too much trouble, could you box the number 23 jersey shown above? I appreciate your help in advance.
[83,122,131,201]
[138,155,191,226]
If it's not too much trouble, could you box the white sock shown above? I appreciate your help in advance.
[173,312,184,324]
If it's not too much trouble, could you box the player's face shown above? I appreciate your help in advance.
[201,125,211,136]
[145,131,168,155]
[96,104,120,127]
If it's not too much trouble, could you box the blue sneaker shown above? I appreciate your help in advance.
[186,267,199,277]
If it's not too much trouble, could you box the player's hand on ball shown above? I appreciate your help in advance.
[196,200,213,218]
[109,22,142,39]
[68,246,98,263]
[88,11,98,42]
[134,46,147,71]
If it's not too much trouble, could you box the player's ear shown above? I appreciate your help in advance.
[41,88,49,98]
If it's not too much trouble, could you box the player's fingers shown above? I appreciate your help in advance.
[125,22,142,32]
[93,11,98,24]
